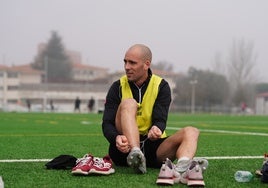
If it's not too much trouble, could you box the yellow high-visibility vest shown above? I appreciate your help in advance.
[120,74,167,138]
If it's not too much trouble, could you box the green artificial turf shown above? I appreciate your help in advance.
[0,112,268,187]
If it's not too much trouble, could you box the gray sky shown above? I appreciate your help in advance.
[1,0,268,81]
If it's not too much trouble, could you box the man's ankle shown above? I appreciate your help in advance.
[131,146,140,151]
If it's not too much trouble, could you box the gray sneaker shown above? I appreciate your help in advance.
[127,148,146,174]
[175,158,208,172]
[193,158,209,172]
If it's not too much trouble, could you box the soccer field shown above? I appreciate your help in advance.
[0,112,268,188]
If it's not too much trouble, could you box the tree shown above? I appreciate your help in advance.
[151,61,173,71]
[227,38,258,106]
[173,67,229,112]
[32,31,72,82]
[211,51,226,75]
[194,69,229,106]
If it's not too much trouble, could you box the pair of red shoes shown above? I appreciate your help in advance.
[71,154,115,175]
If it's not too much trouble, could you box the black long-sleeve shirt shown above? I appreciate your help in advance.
[102,71,171,145]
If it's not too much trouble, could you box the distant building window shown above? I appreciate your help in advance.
[7,72,18,78]
[7,99,18,104]
[7,85,19,90]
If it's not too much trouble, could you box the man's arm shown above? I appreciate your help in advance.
[152,79,172,133]
[102,81,121,144]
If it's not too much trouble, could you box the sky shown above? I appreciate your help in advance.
[1,0,268,82]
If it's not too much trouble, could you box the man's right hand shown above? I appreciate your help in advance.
[116,135,130,153]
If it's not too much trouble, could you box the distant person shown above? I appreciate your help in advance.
[26,99,31,112]
[50,100,54,112]
[88,97,95,112]
[74,97,81,113]
[241,102,247,113]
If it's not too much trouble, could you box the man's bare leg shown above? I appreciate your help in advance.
[115,99,146,173]
[156,126,199,162]
[156,126,208,183]
[115,98,140,149]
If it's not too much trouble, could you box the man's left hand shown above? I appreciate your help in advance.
[148,125,162,140]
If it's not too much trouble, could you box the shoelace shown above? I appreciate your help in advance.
[93,158,112,168]
[76,155,92,166]
[140,137,149,154]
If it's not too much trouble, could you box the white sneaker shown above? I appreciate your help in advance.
[156,158,180,185]
[181,161,205,186]
[175,158,208,186]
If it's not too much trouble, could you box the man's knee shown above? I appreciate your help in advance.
[120,98,137,110]
[181,126,200,139]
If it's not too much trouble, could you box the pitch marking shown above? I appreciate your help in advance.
[167,127,268,136]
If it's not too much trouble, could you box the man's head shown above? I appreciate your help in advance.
[123,44,152,86]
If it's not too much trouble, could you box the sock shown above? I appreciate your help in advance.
[131,146,140,151]
[178,157,190,163]
[176,157,191,173]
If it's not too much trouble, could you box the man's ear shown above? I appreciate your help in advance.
[144,60,151,70]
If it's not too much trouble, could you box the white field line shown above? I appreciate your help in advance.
[202,156,263,160]
[0,156,264,163]
[167,127,268,136]
[0,159,51,162]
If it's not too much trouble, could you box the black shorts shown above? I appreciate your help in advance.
[109,137,167,168]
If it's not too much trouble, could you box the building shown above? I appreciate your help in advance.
[0,64,43,111]
[0,63,110,112]
[72,63,109,82]
[255,92,268,115]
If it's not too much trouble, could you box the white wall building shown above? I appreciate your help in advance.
[255,92,268,115]
[0,64,110,113]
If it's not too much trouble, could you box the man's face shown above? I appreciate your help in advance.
[123,47,150,85]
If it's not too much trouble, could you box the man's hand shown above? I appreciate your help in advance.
[148,125,162,141]
[116,135,130,153]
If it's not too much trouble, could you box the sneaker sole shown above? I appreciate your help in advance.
[193,158,208,171]
[156,178,174,185]
[71,169,89,175]
[89,168,115,175]
[187,179,205,187]
[127,152,141,167]
[127,151,146,173]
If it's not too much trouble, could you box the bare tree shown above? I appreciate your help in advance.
[151,61,173,71]
[228,38,258,107]
[173,67,229,113]
[211,51,226,75]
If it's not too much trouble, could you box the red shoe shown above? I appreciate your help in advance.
[71,154,94,175]
[89,155,115,175]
